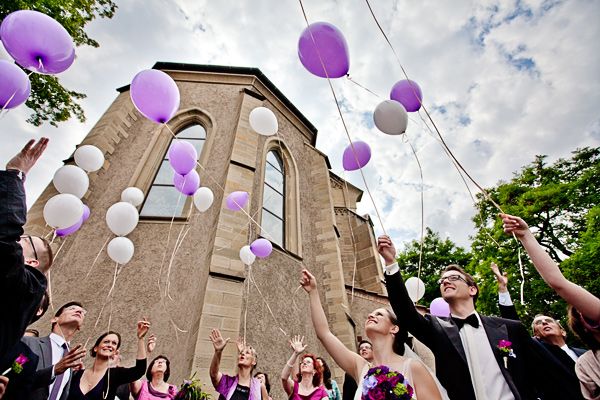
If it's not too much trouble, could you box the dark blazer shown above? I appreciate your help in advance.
[21,335,71,400]
[0,170,47,361]
[342,372,357,400]
[385,271,574,400]
[499,303,586,399]
[0,340,40,400]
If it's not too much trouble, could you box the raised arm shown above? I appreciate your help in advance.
[208,328,229,389]
[377,236,436,347]
[280,335,305,395]
[501,213,600,321]
[130,333,156,396]
[490,262,519,321]
[300,269,365,381]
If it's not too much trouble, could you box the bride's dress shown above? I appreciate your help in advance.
[353,344,449,400]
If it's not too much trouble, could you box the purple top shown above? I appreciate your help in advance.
[217,375,262,400]
[291,381,329,400]
[136,380,177,399]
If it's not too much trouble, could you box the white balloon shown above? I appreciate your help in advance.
[107,237,135,264]
[52,165,89,199]
[193,187,214,212]
[106,202,139,236]
[373,100,408,135]
[249,107,278,136]
[121,187,145,207]
[239,245,256,265]
[405,276,426,302]
[43,194,84,229]
[74,145,105,172]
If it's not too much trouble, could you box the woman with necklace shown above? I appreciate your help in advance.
[281,335,328,400]
[68,319,150,400]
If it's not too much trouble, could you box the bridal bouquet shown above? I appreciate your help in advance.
[174,374,211,400]
[361,365,414,400]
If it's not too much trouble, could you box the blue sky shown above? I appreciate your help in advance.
[1,0,598,250]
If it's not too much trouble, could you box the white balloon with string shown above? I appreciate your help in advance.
[373,99,408,135]
[193,187,214,212]
[121,187,144,207]
[106,202,139,236]
[74,145,105,172]
[53,165,89,199]
[107,237,135,264]
[249,107,278,136]
[239,245,256,265]
[405,276,426,302]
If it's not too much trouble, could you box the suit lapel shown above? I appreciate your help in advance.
[39,336,53,368]
[438,317,468,364]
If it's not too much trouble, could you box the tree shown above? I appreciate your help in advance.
[1,1,117,126]
[470,147,600,327]
[395,227,472,306]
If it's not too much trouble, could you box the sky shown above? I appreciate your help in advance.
[1,0,599,250]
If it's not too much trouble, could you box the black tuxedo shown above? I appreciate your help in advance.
[0,340,39,400]
[499,303,587,399]
[385,271,573,400]
[21,335,72,400]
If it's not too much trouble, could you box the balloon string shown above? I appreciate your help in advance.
[341,170,359,304]
[297,0,388,238]
[157,188,184,298]
[363,0,504,215]
[248,266,288,337]
[94,262,121,329]
[515,233,526,305]
[166,206,193,301]
[0,91,17,112]
[84,235,111,280]
[345,75,382,99]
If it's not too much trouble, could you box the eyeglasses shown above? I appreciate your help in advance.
[21,235,38,261]
[533,318,556,326]
[437,275,468,285]
[65,305,87,316]
[301,360,313,366]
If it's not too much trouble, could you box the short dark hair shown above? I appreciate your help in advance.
[30,291,50,324]
[358,339,372,349]
[51,301,84,329]
[254,372,271,393]
[568,306,600,351]
[317,357,332,390]
[146,355,171,382]
[90,331,121,357]
[442,265,479,304]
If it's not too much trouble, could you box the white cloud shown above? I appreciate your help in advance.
[1,0,598,250]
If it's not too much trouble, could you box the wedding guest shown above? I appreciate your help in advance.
[280,336,328,400]
[568,306,600,399]
[316,357,340,400]
[341,340,372,400]
[209,329,267,400]
[253,372,272,400]
[67,318,150,400]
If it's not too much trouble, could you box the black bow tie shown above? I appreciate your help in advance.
[452,314,479,329]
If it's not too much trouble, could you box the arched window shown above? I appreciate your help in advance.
[261,151,285,246]
[140,124,206,218]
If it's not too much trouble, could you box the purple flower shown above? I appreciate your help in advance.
[14,354,28,365]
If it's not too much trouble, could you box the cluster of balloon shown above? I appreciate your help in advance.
[298,22,349,78]
[342,141,371,171]
[373,80,423,136]
[105,201,139,265]
[405,276,426,303]
[44,145,105,236]
[429,297,450,317]
[239,238,274,265]
[0,10,75,109]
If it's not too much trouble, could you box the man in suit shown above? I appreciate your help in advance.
[378,235,573,400]
[0,138,54,363]
[22,302,87,400]
[342,339,373,400]
[491,262,586,399]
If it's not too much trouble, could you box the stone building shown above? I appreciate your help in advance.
[25,62,393,399]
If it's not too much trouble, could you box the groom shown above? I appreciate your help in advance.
[378,235,571,400]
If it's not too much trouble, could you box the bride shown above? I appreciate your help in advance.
[300,269,447,400]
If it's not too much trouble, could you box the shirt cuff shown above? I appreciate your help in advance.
[385,262,399,275]
[51,365,55,380]
[499,291,513,306]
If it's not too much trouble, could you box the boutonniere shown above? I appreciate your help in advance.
[2,353,29,375]
[497,340,516,368]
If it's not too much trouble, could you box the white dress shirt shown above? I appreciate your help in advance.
[49,332,70,398]
[560,344,579,362]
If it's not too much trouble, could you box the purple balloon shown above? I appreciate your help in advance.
[0,10,75,74]
[250,238,273,258]
[390,80,423,112]
[298,22,349,78]
[82,204,90,222]
[0,60,31,109]
[226,191,249,211]
[173,170,200,196]
[55,216,83,237]
[130,69,180,124]
[342,141,371,171]
[168,141,197,175]
[429,297,450,317]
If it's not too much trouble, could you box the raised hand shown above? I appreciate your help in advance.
[500,213,530,239]
[289,335,307,354]
[137,318,151,339]
[209,328,230,352]
[377,235,396,265]
[54,344,87,375]
[147,334,157,353]
[236,337,247,353]
[6,137,49,175]
[300,269,317,293]
[490,262,508,292]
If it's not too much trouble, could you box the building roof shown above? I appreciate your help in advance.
[116,62,318,145]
